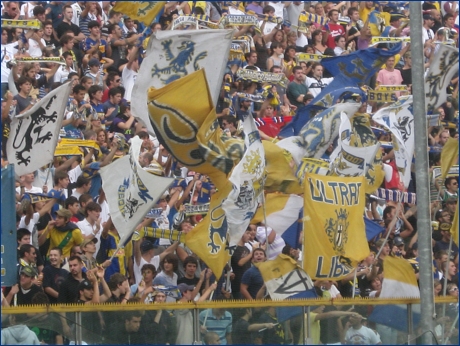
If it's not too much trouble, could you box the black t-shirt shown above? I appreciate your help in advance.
[16,284,43,305]
[56,21,81,39]
[42,265,69,304]
[231,246,251,294]
[400,68,412,86]
[232,318,252,345]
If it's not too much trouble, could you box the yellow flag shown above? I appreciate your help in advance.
[54,146,83,157]
[441,137,459,181]
[112,1,166,25]
[303,173,369,280]
[58,138,101,153]
[148,69,231,278]
[263,141,303,194]
[451,206,458,248]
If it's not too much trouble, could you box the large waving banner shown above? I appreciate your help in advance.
[132,29,232,135]
[329,112,383,193]
[7,82,72,176]
[148,69,232,278]
[425,44,459,114]
[303,173,369,280]
[372,96,414,188]
[100,137,174,244]
[223,113,266,247]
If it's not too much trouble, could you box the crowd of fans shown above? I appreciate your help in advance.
[1,1,459,345]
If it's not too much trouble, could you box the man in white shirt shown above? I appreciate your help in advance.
[121,45,139,103]
[304,63,334,97]
[133,238,179,284]
[76,201,102,253]
[17,173,43,195]
[422,13,435,44]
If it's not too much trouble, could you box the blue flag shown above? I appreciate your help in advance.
[276,289,319,323]
[320,43,402,85]
[364,217,385,241]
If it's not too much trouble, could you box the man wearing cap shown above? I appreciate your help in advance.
[80,237,99,271]
[343,313,382,344]
[133,220,180,284]
[433,220,459,261]
[39,209,85,259]
[175,282,218,345]
[422,13,435,44]
[4,266,42,306]
[84,58,104,87]
[76,267,111,344]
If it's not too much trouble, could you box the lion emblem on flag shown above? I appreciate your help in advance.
[324,208,349,255]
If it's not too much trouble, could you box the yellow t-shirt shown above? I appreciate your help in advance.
[47,227,84,258]
[298,312,320,345]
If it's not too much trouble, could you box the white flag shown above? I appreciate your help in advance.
[329,112,380,177]
[131,29,233,135]
[373,96,414,188]
[7,82,72,176]
[100,136,174,244]
[425,44,459,114]
[223,113,266,247]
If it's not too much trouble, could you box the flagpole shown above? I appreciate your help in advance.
[440,235,453,344]
[410,2,435,343]
[44,162,53,190]
[261,191,270,259]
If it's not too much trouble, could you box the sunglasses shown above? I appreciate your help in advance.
[115,79,121,82]
[449,287,458,292]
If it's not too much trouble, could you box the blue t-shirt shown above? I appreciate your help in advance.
[82,162,102,199]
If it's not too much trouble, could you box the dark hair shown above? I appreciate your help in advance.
[445,176,457,188]
[65,196,79,209]
[292,65,303,74]
[16,76,32,87]
[311,30,323,44]
[107,23,119,34]
[19,244,35,258]
[60,35,74,46]
[43,19,53,27]
[141,263,157,275]
[262,5,275,14]
[334,35,345,43]
[383,206,395,220]
[328,9,338,17]
[68,255,83,264]
[49,247,63,256]
[106,72,120,86]
[31,291,49,305]
[75,175,91,188]
[79,193,93,206]
[347,7,359,17]
[252,248,266,258]
[183,256,199,268]
[88,20,100,29]
[63,4,72,12]
[109,87,123,98]
[161,253,179,272]
[108,273,127,291]
[17,228,31,241]
[88,85,103,100]
[137,130,149,139]
[33,5,45,16]
[54,171,69,186]
[73,84,86,95]
[108,9,121,18]
[68,72,79,80]
[269,41,283,55]
[221,115,238,127]
[85,201,102,216]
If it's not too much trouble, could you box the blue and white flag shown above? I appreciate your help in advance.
[132,29,233,135]
[100,136,174,244]
[424,44,459,114]
[372,96,414,188]
[300,102,361,159]
[223,113,266,247]
[7,82,72,176]
[368,256,421,332]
